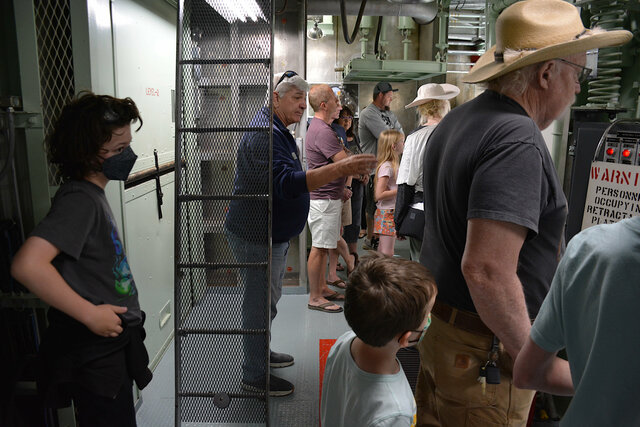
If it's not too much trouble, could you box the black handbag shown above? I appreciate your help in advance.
[397,207,425,240]
[394,184,425,240]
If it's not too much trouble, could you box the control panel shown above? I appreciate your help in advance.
[603,130,640,165]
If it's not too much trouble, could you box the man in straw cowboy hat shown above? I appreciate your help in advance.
[415,0,631,425]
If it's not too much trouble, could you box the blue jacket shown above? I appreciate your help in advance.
[225,107,309,243]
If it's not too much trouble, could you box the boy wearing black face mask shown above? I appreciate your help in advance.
[11,92,151,426]
[321,253,437,427]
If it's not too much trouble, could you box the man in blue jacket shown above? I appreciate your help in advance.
[225,71,375,397]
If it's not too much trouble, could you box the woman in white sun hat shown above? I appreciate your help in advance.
[394,83,460,261]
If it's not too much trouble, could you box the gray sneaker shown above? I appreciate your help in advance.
[242,374,294,397]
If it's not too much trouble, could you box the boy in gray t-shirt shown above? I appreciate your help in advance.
[321,254,437,427]
[11,92,151,426]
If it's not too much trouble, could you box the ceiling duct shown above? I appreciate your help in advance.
[307,0,438,25]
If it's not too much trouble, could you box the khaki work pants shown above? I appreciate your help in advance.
[415,315,535,427]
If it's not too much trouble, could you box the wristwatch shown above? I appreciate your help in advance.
[346,185,352,191]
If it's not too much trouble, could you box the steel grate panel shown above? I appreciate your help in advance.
[176,0,273,423]
[34,0,75,186]
[176,272,268,329]
[176,87,271,198]
[177,200,268,262]
[178,84,270,129]
[178,334,252,393]
[176,268,208,321]
[180,396,267,424]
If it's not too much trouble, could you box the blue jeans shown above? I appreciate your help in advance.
[226,229,289,382]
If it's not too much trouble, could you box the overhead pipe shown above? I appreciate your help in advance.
[374,16,382,57]
[398,16,417,60]
[359,16,375,57]
[379,15,388,58]
[339,0,368,44]
[307,0,438,25]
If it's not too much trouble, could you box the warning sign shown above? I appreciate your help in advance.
[581,161,640,230]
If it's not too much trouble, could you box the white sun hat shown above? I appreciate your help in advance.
[405,83,460,109]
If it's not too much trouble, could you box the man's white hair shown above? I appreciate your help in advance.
[485,28,603,96]
[485,62,543,97]
[274,73,309,95]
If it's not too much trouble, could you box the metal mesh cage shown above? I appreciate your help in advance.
[33,0,75,186]
[175,0,273,424]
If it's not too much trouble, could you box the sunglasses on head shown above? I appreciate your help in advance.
[275,70,298,88]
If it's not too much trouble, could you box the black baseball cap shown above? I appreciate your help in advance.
[373,82,399,97]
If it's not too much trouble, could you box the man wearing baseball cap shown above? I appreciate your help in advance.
[415,0,632,425]
[359,82,404,250]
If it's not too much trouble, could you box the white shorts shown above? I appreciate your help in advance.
[308,199,342,249]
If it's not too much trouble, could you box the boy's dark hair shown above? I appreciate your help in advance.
[345,253,437,347]
[46,91,143,181]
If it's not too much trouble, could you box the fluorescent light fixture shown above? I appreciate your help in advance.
[206,0,266,24]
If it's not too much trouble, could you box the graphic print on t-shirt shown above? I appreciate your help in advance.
[109,217,137,297]
[381,112,392,128]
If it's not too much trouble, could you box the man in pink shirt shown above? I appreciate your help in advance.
[306,85,352,313]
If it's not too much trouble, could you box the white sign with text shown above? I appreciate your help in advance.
[581,161,640,230]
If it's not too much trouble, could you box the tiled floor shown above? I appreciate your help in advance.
[136,238,412,426]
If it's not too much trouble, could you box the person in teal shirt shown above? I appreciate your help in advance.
[514,217,640,426]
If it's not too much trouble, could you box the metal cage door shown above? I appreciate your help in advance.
[174,0,274,424]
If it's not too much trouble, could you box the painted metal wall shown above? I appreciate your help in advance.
[71,0,178,369]
[111,0,177,369]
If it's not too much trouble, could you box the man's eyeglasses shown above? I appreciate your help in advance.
[275,70,297,89]
[555,58,593,84]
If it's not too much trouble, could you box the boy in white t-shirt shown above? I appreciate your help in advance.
[321,253,437,427]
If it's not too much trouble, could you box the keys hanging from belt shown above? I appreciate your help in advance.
[477,336,501,395]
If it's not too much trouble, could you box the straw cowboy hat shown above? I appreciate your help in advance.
[463,0,632,84]
[405,83,460,109]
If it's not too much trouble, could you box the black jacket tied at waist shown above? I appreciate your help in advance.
[38,308,153,408]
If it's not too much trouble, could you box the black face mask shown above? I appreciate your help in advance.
[102,146,137,181]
